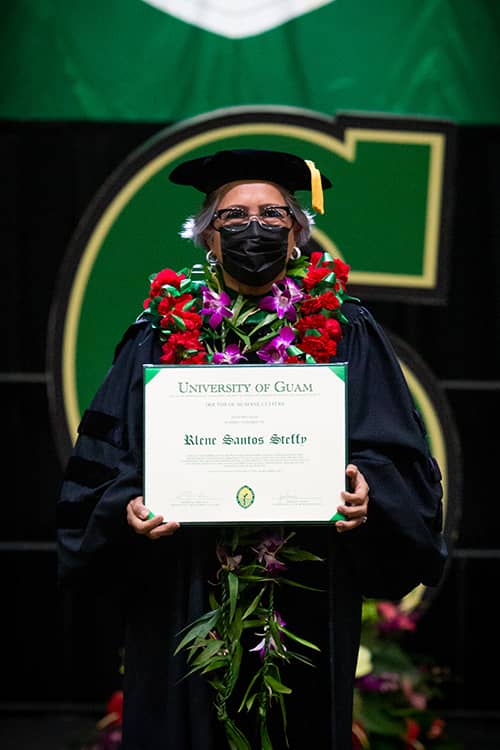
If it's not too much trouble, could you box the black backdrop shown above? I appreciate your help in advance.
[1,121,499,723]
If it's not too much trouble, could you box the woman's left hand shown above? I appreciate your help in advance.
[335,463,370,533]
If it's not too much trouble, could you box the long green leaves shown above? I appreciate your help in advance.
[175,526,323,749]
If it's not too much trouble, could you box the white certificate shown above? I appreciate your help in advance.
[143,363,347,524]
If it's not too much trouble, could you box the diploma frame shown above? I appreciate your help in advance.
[143,362,348,525]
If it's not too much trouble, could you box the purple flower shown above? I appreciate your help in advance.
[216,544,243,570]
[254,533,287,574]
[256,327,295,363]
[259,278,304,323]
[200,287,233,329]
[212,344,247,364]
[250,612,287,660]
[356,671,400,693]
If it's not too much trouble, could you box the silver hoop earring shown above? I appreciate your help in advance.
[206,250,218,268]
[291,246,302,260]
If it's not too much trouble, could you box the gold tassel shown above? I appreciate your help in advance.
[305,159,325,214]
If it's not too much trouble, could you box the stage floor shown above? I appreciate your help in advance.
[1,712,500,749]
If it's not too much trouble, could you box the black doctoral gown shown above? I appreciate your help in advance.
[57,300,447,750]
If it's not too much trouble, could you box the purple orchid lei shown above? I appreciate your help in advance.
[175,526,323,750]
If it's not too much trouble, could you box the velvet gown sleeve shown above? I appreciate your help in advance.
[56,317,160,588]
[334,302,448,600]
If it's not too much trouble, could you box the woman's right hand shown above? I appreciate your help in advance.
[126,496,180,539]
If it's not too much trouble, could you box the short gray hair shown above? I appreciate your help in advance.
[179,187,315,249]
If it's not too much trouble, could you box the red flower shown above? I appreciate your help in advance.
[317,290,341,311]
[303,254,350,293]
[183,351,208,364]
[160,331,207,364]
[323,317,342,340]
[427,718,445,739]
[178,311,203,331]
[105,690,123,725]
[404,717,421,748]
[150,268,186,297]
[157,292,192,315]
[295,314,342,342]
[300,291,340,315]
[298,334,338,362]
[302,266,331,292]
[309,251,324,267]
[334,258,350,289]
[160,309,202,332]
[295,313,327,336]
[299,296,323,314]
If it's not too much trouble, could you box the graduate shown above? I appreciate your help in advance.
[57,148,447,749]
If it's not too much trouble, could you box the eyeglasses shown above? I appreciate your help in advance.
[212,205,293,232]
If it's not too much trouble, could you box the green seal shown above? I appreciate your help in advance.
[236,485,255,509]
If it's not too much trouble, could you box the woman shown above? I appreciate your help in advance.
[57,148,446,749]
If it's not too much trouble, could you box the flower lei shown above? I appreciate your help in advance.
[142,251,355,749]
[142,251,352,365]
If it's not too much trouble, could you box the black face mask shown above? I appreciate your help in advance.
[219,222,290,287]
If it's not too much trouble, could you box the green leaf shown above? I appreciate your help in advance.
[343,293,361,305]
[268,619,287,658]
[242,617,268,630]
[225,323,250,348]
[174,609,220,653]
[259,720,274,750]
[229,294,247,320]
[171,313,186,330]
[228,641,243,695]
[358,692,405,737]
[201,658,228,674]
[182,656,226,680]
[247,312,278,337]
[371,641,416,673]
[279,577,325,592]
[228,607,244,642]
[238,667,264,712]
[162,283,181,297]
[277,692,288,745]
[245,691,258,712]
[190,639,225,667]
[237,574,271,583]
[242,588,265,620]
[224,718,252,750]
[182,297,196,311]
[321,271,336,285]
[236,306,264,326]
[279,626,321,652]
[280,547,324,562]
[228,571,239,622]
[284,650,316,667]
[208,591,220,611]
[264,673,292,695]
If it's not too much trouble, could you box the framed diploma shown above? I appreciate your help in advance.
[143,363,347,524]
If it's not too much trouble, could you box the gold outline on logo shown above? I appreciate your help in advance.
[63,121,445,441]
[236,485,255,509]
